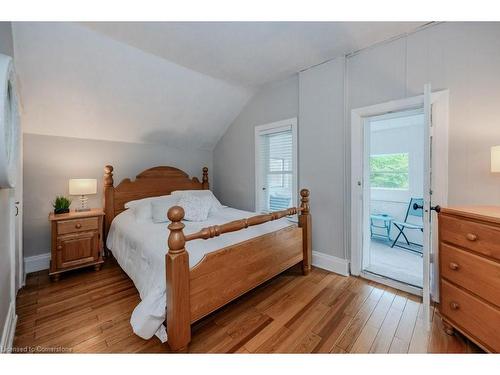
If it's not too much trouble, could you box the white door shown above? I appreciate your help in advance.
[351,87,449,310]
[422,84,433,328]
[422,85,450,328]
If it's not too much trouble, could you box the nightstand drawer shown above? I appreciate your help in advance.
[441,279,500,352]
[441,243,500,307]
[439,214,500,261]
[57,216,99,235]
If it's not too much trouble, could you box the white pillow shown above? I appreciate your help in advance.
[177,194,211,222]
[125,195,168,209]
[151,195,180,223]
[171,190,224,214]
[132,203,152,222]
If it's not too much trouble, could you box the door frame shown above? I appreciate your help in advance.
[350,91,449,298]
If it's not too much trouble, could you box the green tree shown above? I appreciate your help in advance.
[370,153,409,189]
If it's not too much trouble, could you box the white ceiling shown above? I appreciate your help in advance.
[13,22,252,150]
[82,22,427,88]
[14,22,427,150]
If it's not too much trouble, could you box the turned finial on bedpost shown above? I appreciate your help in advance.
[300,189,310,215]
[166,205,191,352]
[167,206,186,254]
[104,165,114,187]
[299,188,312,276]
[202,167,209,190]
[103,165,115,252]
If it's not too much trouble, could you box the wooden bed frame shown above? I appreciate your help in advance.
[103,165,311,351]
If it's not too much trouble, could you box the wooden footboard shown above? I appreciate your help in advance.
[166,189,312,351]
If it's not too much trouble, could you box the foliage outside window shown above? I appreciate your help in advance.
[370,153,409,189]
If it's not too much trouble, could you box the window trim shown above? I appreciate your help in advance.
[254,118,298,213]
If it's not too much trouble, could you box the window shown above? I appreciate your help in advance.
[370,153,409,189]
[255,119,297,213]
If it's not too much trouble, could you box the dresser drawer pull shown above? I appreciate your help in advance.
[56,245,62,250]
[75,223,82,229]
[448,262,460,270]
[465,233,477,241]
[449,301,460,310]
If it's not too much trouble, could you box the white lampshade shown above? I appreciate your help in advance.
[69,179,97,195]
[491,146,500,173]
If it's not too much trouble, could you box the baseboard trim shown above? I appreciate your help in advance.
[24,252,50,274]
[1,302,17,353]
[312,251,350,276]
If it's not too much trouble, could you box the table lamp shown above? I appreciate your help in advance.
[69,178,97,212]
[491,146,500,173]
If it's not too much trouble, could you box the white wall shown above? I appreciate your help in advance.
[349,22,500,207]
[23,134,212,259]
[213,76,299,211]
[215,22,500,265]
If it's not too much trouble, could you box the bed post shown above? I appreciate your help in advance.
[298,189,312,275]
[103,165,115,244]
[202,167,209,190]
[166,206,191,352]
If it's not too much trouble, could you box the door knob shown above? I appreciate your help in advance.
[431,205,441,213]
[412,203,441,213]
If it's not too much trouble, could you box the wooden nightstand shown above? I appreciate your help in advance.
[49,208,105,281]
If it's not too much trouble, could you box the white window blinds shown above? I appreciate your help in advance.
[256,123,296,213]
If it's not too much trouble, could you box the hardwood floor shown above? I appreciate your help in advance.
[13,259,482,353]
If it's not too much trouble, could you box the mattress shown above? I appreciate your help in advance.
[106,206,294,342]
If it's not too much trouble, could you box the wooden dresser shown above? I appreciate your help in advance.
[438,206,500,353]
[49,209,105,280]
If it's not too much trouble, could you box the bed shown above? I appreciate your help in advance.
[103,165,311,351]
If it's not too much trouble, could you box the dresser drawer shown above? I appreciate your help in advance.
[441,280,500,352]
[439,214,500,261]
[57,217,99,235]
[441,243,500,307]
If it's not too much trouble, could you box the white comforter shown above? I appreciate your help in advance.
[106,207,294,341]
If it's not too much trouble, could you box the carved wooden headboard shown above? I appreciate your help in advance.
[103,165,209,238]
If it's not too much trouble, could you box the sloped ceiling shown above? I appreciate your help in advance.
[13,22,426,150]
[13,22,253,150]
[82,22,426,88]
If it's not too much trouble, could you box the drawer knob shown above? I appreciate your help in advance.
[75,223,82,229]
[465,233,477,241]
[56,245,62,250]
[450,301,460,310]
[449,262,460,271]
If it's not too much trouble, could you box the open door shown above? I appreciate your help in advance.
[351,86,449,304]
[422,84,450,329]
[422,84,433,329]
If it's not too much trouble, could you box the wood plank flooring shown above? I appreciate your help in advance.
[13,259,482,353]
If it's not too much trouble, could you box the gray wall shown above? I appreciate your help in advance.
[23,134,212,258]
[214,22,500,263]
[348,22,500,207]
[213,76,298,211]
[299,58,346,258]
[0,21,14,349]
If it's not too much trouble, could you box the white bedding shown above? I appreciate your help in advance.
[106,206,294,342]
